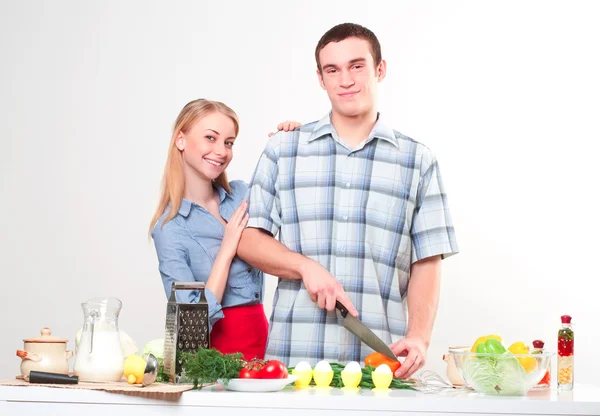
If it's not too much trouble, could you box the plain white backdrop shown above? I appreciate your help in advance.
[1,0,599,385]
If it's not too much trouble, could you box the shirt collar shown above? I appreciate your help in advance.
[214,181,232,203]
[178,199,192,217]
[307,112,399,148]
[177,182,232,218]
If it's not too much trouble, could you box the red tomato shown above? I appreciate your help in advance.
[257,360,288,379]
[239,368,259,379]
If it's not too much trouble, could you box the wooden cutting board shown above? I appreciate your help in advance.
[0,377,195,399]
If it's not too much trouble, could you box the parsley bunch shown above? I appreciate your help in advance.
[180,348,244,389]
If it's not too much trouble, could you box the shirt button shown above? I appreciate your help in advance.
[255,293,259,299]
[247,267,252,273]
[345,182,350,188]
[340,246,345,252]
[343,215,348,221]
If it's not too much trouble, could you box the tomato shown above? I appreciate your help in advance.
[539,369,551,386]
[239,368,259,378]
[257,360,288,379]
[364,352,401,373]
[239,358,266,378]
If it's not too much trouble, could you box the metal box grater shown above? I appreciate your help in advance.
[162,282,210,383]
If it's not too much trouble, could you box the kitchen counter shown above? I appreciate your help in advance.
[1,382,600,415]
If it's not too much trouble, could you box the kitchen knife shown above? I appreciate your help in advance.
[335,301,398,361]
[28,371,79,384]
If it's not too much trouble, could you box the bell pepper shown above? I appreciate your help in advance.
[508,341,537,373]
[475,338,507,355]
[364,352,401,373]
[470,334,502,352]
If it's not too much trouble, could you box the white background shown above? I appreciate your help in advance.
[1,0,599,386]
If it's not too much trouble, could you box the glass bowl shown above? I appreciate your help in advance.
[449,350,552,395]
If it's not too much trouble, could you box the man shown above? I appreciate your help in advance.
[237,23,459,379]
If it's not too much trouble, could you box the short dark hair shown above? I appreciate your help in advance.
[315,23,382,72]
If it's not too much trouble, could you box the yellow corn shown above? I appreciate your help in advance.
[558,366,573,384]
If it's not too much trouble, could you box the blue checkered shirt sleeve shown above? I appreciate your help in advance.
[247,137,282,237]
[410,150,458,263]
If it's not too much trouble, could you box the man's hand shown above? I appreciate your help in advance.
[390,335,428,379]
[236,229,358,317]
[390,255,441,379]
[300,258,358,317]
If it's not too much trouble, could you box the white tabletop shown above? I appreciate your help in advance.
[1,383,600,416]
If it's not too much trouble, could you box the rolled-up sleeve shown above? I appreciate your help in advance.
[247,137,282,237]
[152,223,224,331]
[410,150,459,264]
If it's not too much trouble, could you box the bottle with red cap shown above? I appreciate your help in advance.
[557,315,574,390]
[532,339,550,388]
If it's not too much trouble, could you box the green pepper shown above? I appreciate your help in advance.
[475,338,507,355]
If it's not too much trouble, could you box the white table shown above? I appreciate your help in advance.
[1,383,600,415]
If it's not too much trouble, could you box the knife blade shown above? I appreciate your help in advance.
[335,301,397,361]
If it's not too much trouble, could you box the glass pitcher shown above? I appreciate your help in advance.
[73,297,124,382]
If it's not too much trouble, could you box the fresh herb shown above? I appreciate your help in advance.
[179,348,244,389]
[154,350,181,383]
[559,328,574,341]
[288,362,416,390]
[156,360,170,383]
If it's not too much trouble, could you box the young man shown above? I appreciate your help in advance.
[237,23,459,378]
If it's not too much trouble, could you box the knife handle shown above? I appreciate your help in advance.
[29,371,79,384]
[335,301,348,318]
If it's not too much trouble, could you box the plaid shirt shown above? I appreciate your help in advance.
[247,113,459,366]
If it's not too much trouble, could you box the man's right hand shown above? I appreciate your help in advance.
[300,259,359,317]
[236,229,358,317]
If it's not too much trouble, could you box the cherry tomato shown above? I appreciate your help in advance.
[239,368,259,378]
[364,352,401,373]
[257,360,288,379]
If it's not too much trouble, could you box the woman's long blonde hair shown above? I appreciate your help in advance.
[149,99,240,235]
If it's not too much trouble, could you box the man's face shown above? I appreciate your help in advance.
[317,37,386,118]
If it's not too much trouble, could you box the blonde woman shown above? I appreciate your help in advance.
[150,98,299,360]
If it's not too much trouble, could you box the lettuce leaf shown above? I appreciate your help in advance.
[463,354,526,395]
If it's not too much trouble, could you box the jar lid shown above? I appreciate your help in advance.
[23,328,68,343]
[561,315,572,324]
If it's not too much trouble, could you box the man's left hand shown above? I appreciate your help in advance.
[390,335,428,379]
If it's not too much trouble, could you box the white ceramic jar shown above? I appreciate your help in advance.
[16,328,74,376]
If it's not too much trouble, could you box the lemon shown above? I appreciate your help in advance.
[123,354,146,384]
[508,342,537,373]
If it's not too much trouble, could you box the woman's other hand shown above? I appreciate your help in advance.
[220,199,249,259]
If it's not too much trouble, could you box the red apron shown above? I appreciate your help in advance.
[210,303,268,361]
